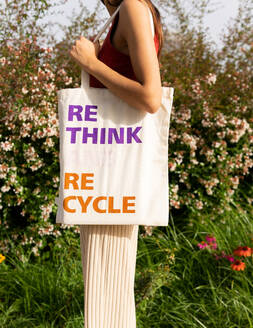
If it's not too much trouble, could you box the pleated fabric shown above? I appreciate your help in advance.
[79,224,139,328]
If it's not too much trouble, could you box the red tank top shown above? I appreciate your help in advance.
[89,11,159,88]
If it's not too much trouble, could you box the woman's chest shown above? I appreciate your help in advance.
[110,23,129,56]
[100,13,129,57]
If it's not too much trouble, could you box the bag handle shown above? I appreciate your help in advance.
[81,5,122,88]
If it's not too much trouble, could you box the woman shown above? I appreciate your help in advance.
[69,0,164,327]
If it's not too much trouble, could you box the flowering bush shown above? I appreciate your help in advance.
[0,0,104,260]
[0,36,83,258]
[161,1,253,224]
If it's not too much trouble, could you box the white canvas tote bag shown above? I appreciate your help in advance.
[55,5,174,226]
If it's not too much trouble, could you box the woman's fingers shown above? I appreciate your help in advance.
[68,36,99,70]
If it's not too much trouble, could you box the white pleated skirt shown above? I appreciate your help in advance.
[79,224,139,328]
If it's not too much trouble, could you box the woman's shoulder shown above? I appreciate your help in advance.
[117,0,154,39]
[120,0,149,7]
[118,0,151,21]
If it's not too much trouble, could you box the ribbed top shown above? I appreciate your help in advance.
[89,10,159,88]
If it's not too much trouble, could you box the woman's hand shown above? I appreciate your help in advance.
[69,36,100,71]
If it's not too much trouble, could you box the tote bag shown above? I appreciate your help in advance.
[55,5,174,226]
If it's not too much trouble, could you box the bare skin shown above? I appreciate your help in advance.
[69,0,162,114]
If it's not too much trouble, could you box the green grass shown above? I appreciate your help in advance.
[1,202,253,327]
[0,247,84,327]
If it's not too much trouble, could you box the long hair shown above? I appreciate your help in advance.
[104,0,164,59]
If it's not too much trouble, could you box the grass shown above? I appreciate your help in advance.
[0,201,253,327]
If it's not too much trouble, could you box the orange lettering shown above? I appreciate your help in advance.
[63,194,136,214]
[108,196,121,213]
[93,196,107,213]
[77,196,93,213]
[123,196,136,213]
[64,173,79,190]
[63,196,76,213]
[81,173,94,190]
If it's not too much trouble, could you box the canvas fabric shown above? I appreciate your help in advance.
[55,5,174,226]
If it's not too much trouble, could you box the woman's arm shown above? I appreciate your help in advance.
[69,0,162,114]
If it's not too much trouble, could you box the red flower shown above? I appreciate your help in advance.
[231,260,245,271]
[233,246,252,257]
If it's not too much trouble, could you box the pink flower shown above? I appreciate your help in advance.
[209,242,217,250]
[224,255,235,262]
[206,73,217,85]
[213,251,235,262]
[198,241,208,249]
[205,235,216,243]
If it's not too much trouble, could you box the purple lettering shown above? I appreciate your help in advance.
[68,105,83,121]
[108,127,124,144]
[85,105,97,122]
[82,127,98,144]
[65,126,143,144]
[127,126,142,143]
[66,127,81,143]
[100,128,106,144]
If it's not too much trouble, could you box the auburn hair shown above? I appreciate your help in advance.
[104,0,164,59]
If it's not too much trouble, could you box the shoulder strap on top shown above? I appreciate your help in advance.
[82,6,121,87]
[93,5,122,43]
[148,8,155,38]
[94,4,154,42]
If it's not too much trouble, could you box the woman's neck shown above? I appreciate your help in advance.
[105,1,120,16]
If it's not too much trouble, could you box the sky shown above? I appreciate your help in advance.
[42,0,240,49]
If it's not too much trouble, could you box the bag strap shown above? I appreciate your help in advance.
[81,4,121,88]
[94,5,121,43]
